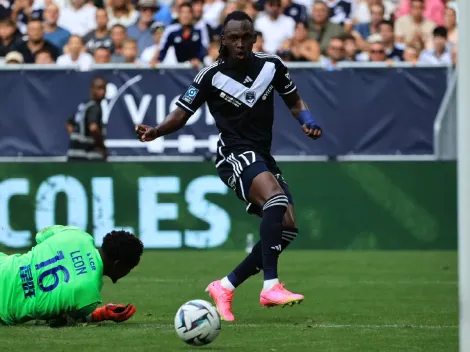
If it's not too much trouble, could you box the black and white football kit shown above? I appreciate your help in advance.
[176,53,297,216]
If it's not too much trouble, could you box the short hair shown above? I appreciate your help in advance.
[371,3,385,13]
[28,18,43,26]
[179,2,193,11]
[123,38,137,46]
[265,0,281,6]
[341,33,355,42]
[101,230,144,268]
[34,47,53,58]
[313,0,328,8]
[296,21,309,30]
[411,0,424,5]
[433,26,448,38]
[191,0,203,4]
[95,46,111,53]
[0,18,15,27]
[69,34,83,44]
[379,19,394,30]
[111,24,126,32]
[330,35,344,43]
[255,30,263,38]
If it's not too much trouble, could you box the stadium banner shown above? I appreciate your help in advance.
[0,162,456,250]
[0,67,448,157]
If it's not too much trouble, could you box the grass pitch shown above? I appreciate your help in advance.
[0,251,457,351]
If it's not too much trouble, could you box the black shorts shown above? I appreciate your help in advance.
[215,144,293,217]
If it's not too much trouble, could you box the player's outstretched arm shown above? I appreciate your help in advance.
[281,91,322,140]
[135,107,192,142]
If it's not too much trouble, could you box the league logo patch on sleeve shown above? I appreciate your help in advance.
[182,86,199,104]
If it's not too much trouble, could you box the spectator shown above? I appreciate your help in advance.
[395,0,444,26]
[253,30,264,52]
[324,0,354,31]
[451,44,456,66]
[0,0,11,20]
[0,18,23,57]
[127,0,157,54]
[282,0,307,23]
[354,0,396,23]
[403,45,419,64]
[354,3,384,41]
[244,0,259,21]
[170,0,185,22]
[320,36,344,69]
[212,0,241,40]
[395,0,436,50]
[58,0,96,36]
[309,0,344,55]
[140,21,164,63]
[152,0,172,25]
[107,0,139,28]
[443,6,457,46]
[419,26,452,65]
[93,46,111,63]
[67,76,107,162]
[202,0,225,30]
[379,20,404,61]
[192,0,214,42]
[203,40,219,65]
[11,0,43,34]
[278,21,320,62]
[43,4,70,54]
[34,47,55,63]
[4,50,23,63]
[343,34,359,61]
[255,0,295,54]
[57,35,93,68]
[83,8,112,53]
[368,38,388,62]
[122,37,142,63]
[110,23,127,62]
[156,2,208,66]
[16,19,58,63]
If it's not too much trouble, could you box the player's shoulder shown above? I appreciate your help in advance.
[193,61,222,85]
[253,52,288,69]
[164,23,182,34]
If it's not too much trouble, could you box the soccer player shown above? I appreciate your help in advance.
[0,225,143,326]
[135,11,322,322]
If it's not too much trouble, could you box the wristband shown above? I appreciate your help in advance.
[298,110,318,128]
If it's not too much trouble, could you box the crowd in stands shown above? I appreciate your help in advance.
[0,0,459,68]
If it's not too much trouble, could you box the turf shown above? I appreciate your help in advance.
[0,251,458,351]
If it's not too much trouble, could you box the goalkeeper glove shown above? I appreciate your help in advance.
[90,303,136,323]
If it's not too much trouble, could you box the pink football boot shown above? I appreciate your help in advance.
[205,280,235,321]
[260,283,304,308]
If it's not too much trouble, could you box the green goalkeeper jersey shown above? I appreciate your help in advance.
[0,225,104,325]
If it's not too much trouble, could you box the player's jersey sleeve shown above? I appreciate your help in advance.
[175,67,212,115]
[272,57,297,96]
[35,225,82,244]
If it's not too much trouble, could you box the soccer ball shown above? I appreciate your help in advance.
[174,299,221,346]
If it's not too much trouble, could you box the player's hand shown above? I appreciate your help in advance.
[302,124,322,140]
[91,303,136,323]
[135,124,158,142]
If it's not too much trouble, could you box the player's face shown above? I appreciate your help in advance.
[223,19,256,62]
[91,79,107,101]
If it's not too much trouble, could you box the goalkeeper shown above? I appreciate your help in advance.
[0,225,144,327]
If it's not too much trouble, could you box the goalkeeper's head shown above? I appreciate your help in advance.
[101,230,144,283]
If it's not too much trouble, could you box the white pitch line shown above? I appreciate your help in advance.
[142,323,457,330]
[123,278,457,286]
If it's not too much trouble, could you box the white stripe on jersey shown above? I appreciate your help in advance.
[176,100,195,113]
[195,62,220,84]
[254,52,287,67]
